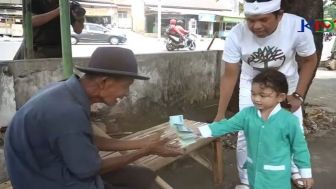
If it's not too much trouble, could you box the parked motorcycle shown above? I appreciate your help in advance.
[165,33,196,51]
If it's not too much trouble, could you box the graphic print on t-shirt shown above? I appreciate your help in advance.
[247,46,286,71]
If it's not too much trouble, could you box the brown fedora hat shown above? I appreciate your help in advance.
[75,47,149,80]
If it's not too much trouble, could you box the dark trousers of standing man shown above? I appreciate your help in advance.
[102,166,156,189]
[13,42,62,60]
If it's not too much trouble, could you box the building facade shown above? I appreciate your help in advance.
[0,0,244,37]
[144,0,245,37]
[0,1,22,36]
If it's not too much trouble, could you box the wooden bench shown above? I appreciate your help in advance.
[1,120,223,189]
[96,119,223,189]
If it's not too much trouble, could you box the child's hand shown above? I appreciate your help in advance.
[191,127,201,138]
[300,178,314,189]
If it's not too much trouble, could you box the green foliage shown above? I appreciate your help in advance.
[324,3,336,18]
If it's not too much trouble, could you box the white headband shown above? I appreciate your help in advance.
[244,0,281,16]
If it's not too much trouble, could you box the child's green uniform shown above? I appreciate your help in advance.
[206,105,311,189]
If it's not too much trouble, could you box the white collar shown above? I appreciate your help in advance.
[257,103,282,119]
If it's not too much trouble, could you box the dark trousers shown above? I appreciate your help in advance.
[13,42,62,60]
[102,166,156,189]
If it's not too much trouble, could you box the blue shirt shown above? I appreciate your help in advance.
[5,75,104,189]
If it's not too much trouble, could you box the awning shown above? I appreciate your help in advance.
[0,9,22,16]
[223,16,245,23]
[147,6,229,16]
[198,14,222,22]
[85,8,115,16]
[80,2,117,8]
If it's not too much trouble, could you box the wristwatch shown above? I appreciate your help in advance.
[292,92,304,102]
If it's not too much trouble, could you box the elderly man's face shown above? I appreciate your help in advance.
[246,12,283,38]
[99,77,134,106]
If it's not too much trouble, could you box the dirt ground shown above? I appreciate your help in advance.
[151,69,336,189]
[153,106,336,189]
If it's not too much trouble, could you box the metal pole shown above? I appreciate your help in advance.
[158,0,161,39]
[59,0,73,78]
[23,0,33,59]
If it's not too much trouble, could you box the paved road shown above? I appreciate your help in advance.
[306,69,336,112]
[0,32,225,61]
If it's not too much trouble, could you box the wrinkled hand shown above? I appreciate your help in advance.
[141,131,163,146]
[300,178,314,189]
[146,137,183,157]
[286,95,302,112]
[154,141,183,157]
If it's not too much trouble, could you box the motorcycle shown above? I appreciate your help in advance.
[165,33,196,51]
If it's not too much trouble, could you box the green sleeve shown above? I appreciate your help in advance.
[289,116,311,169]
[209,108,247,137]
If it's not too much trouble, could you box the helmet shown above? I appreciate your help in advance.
[169,19,176,25]
[177,20,183,26]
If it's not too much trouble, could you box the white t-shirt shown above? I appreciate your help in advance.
[223,13,316,89]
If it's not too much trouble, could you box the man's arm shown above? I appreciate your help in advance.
[214,62,240,121]
[99,137,182,174]
[180,27,189,35]
[287,53,317,112]
[94,132,160,151]
[32,7,59,27]
[173,26,185,37]
[296,53,318,96]
[100,148,149,174]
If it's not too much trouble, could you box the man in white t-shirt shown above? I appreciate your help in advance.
[214,0,317,189]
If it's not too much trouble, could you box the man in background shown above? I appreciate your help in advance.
[14,0,85,59]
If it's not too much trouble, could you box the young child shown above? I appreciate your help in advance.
[198,69,314,189]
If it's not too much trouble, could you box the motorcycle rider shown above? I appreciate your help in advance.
[167,19,188,45]
[167,19,177,36]
[175,20,189,45]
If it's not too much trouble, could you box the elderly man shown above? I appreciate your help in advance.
[5,47,182,189]
[214,0,317,189]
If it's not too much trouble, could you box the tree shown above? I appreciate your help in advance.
[324,0,336,20]
[281,0,323,98]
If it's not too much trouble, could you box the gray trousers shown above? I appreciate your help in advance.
[102,166,156,189]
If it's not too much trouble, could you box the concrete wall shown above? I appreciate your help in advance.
[0,63,16,128]
[0,50,222,181]
[1,51,222,127]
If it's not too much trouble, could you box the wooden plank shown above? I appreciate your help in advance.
[213,138,224,185]
[102,120,214,172]
[189,151,212,171]
[155,176,174,189]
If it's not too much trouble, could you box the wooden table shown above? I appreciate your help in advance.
[99,119,224,189]
[0,120,224,189]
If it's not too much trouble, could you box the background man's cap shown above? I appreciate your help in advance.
[75,47,149,80]
[244,0,281,16]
